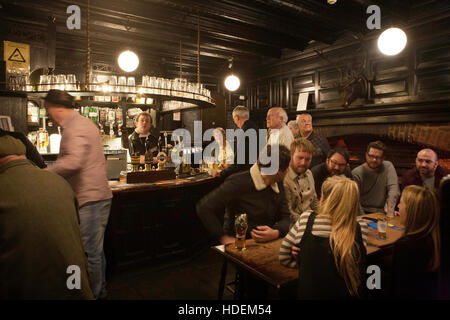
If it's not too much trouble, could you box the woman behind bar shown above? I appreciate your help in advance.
[212,127,234,171]
[279,175,368,299]
[392,185,440,299]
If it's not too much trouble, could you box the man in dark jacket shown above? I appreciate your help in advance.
[296,113,330,168]
[127,112,159,159]
[0,128,46,168]
[401,148,449,190]
[212,105,259,179]
[197,144,292,245]
[0,135,93,299]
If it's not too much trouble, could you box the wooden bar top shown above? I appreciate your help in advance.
[213,212,405,288]
[108,173,218,193]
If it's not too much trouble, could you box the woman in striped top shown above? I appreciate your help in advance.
[279,175,369,299]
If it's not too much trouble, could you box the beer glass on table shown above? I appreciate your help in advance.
[377,218,387,240]
[234,213,248,251]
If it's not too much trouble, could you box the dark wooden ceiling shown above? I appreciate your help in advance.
[0,0,424,88]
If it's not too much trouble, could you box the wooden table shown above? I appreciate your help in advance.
[212,212,405,299]
[361,212,405,255]
[212,239,298,292]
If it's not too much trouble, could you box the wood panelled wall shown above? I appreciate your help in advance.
[244,14,450,117]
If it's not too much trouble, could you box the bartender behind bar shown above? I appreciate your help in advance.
[128,112,159,167]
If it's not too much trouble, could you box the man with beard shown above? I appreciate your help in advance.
[311,148,353,198]
[352,141,400,214]
[283,138,319,226]
[401,148,449,190]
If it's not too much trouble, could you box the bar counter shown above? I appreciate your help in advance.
[104,173,221,275]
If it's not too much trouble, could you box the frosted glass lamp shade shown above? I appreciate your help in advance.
[224,74,240,91]
[377,28,407,56]
[118,50,139,72]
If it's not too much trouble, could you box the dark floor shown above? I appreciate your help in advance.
[104,248,236,300]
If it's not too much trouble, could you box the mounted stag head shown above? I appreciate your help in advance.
[315,34,370,107]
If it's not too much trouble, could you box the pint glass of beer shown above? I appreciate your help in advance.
[377,218,387,240]
[131,154,140,172]
[234,213,248,251]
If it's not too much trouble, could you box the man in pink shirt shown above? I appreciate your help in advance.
[44,89,112,299]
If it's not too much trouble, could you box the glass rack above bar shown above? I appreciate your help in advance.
[14,73,216,112]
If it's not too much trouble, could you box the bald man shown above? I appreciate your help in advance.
[402,148,450,190]
[266,107,294,149]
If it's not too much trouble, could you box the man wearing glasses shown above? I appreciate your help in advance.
[352,141,400,214]
[311,148,353,198]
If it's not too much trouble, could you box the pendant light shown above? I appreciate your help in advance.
[377,27,407,56]
[118,50,139,72]
[224,57,240,91]
[117,18,139,72]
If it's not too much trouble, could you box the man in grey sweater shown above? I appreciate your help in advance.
[352,141,400,214]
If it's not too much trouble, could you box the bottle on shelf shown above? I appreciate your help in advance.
[116,107,123,137]
[37,117,49,154]
[107,108,116,137]
[98,107,108,135]
[82,106,90,119]
[89,107,98,124]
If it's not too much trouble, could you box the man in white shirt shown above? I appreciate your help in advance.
[266,107,294,149]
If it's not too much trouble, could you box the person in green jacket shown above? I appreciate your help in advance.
[0,135,93,299]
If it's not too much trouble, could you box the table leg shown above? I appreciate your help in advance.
[218,259,228,300]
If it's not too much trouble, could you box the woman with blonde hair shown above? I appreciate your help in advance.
[279,175,368,299]
[392,185,440,299]
[212,127,234,171]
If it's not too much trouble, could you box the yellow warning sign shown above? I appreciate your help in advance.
[3,41,30,74]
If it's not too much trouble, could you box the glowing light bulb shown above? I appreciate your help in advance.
[377,28,407,56]
[118,50,139,72]
[224,74,240,91]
